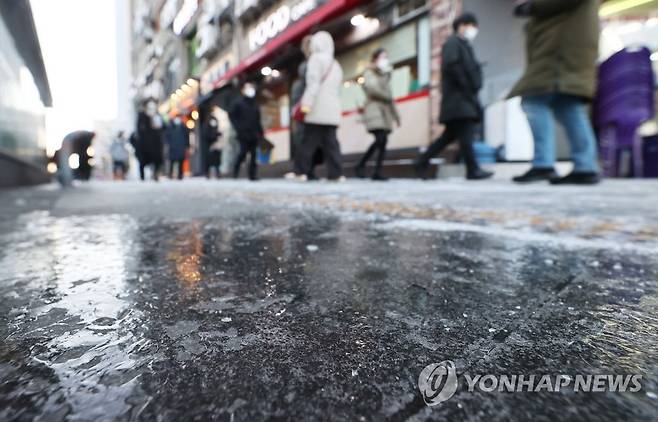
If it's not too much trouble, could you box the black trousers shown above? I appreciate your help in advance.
[418,119,479,174]
[169,159,185,180]
[357,130,389,176]
[299,124,343,180]
[139,162,161,181]
[292,122,323,177]
[233,137,258,179]
[113,160,127,175]
[206,150,222,178]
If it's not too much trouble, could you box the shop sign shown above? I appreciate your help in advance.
[247,0,317,51]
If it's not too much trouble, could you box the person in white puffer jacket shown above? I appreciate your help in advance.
[299,31,344,181]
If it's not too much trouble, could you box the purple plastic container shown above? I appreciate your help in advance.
[594,47,655,177]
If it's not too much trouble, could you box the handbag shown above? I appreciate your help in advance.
[292,60,336,123]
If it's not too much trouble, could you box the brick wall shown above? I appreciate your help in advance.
[428,0,462,141]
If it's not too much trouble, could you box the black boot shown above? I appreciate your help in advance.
[307,172,319,181]
[513,168,557,183]
[414,160,429,180]
[550,171,600,185]
[355,165,367,179]
[467,169,494,180]
[371,174,389,181]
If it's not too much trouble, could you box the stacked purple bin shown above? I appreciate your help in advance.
[594,47,655,177]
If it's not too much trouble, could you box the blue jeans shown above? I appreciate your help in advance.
[521,94,600,173]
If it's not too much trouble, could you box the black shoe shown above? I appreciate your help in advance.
[355,166,366,179]
[371,174,389,181]
[467,169,494,180]
[307,173,319,181]
[414,161,429,180]
[512,168,557,183]
[550,171,600,185]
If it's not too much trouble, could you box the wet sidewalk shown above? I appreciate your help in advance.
[1,179,657,421]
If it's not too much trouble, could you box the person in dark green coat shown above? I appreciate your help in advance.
[511,0,601,185]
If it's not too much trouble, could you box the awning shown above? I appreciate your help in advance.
[211,0,365,90]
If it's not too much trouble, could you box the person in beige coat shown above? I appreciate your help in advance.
[355,48,400,181]
[299,31,344,181]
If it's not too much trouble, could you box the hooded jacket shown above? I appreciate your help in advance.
[301,32,344,126]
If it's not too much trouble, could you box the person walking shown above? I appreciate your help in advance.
[136,100,165,181]
[166,117,190,180]
[415,13,493,181]
[298,31,345,182]
[355,48,400,181]
[286,36,322,181]
[204,116,223,179]
[110,131,130,180]
[511,0,601,185]
[229,82,263,181]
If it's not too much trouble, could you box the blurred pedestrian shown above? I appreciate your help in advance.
[229,82,263,181]
[355,48,400,181]
[129,131,141,176]
[203,116,223,179]
[136,100,165,181]
[110,131,130,180]
[166,117,190,180]
[415,13,493,181]
[56,137,74,188]
[56,131,95,186]
[298,31,345,182]
[511,0,601,185]
[287,36,323,181]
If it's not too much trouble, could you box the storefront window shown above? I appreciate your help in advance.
[261,80,289,131]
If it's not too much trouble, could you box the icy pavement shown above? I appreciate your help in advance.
[1,179,657,421]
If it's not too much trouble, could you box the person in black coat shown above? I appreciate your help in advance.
[166,117,190,180]
[136,100,165,181]
[415,13,493,181]
[229,82,264,181]
[203,116,223,179]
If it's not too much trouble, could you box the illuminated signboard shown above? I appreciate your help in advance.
[247,0,317,51]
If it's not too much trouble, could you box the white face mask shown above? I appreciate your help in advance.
[243,86,256,98]
[146,102,157,116]
[464,26,479,41]
[376,58,392,73]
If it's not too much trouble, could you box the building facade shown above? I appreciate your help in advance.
[0,0,51,187]
[129,0,658,175]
